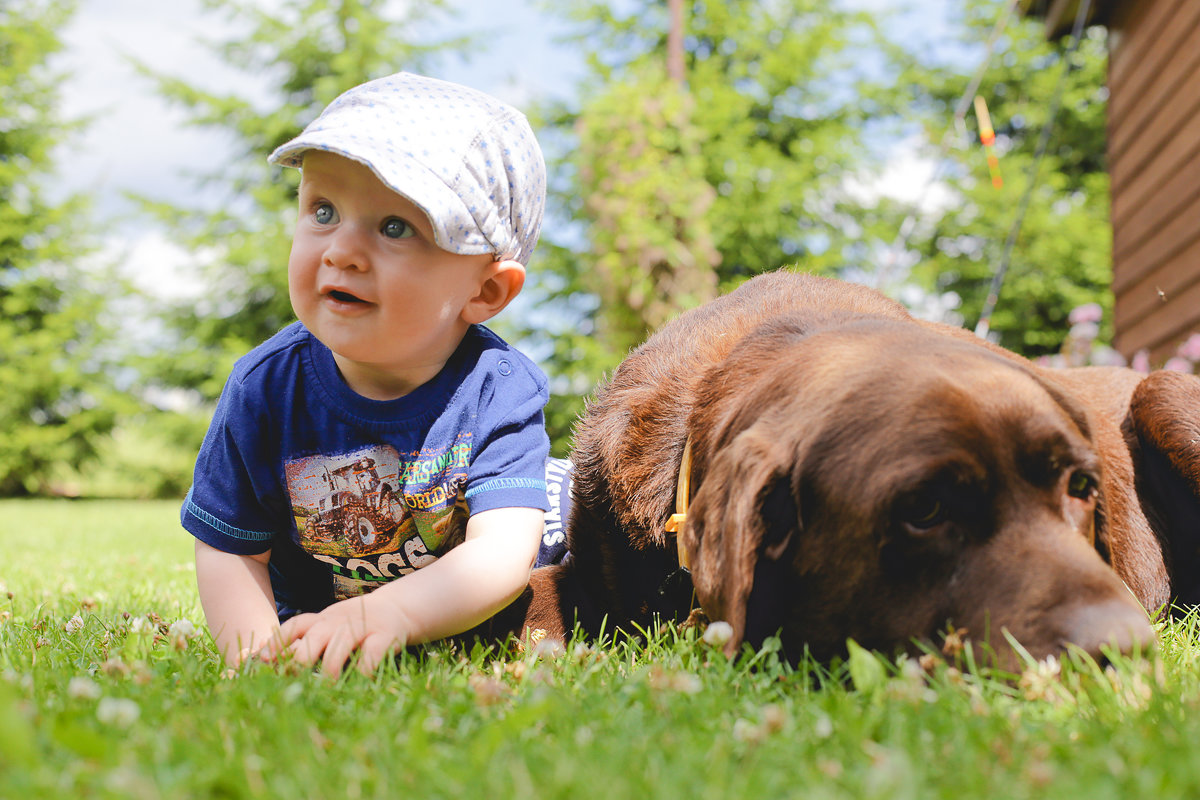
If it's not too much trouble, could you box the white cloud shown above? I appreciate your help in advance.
[843,134,957,212]
[51,0,249,219]
[110,231,211,302]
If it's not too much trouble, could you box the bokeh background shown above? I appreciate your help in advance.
[5,0,1192,499]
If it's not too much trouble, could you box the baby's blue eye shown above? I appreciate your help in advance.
[315,203,335,224]
[382,218,414,239]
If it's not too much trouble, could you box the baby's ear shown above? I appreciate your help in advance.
[461,259,525,324]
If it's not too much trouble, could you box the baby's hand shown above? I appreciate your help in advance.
[265,593,411,678]
[261,508,543,677]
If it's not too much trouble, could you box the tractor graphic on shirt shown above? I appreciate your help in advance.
[303,456,406,553]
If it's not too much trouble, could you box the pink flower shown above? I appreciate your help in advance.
[1176,333,1200,362]
[1163,357,1193,373]
[1131,350,1151,374]
[1068,303,1103,325]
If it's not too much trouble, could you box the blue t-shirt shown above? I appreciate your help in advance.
[182,322,552,617]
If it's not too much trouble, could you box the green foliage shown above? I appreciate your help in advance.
[117,0,1114,464]
[528,0,904,448]
[7,499,1200,797]
[526,0,1116,450]
[575,68,720,355]
[896,0,1112,356]
[0,0,120,496]
[136,0,466,401]
[53,411,212,500]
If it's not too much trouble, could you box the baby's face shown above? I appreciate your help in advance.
[288,151,494,400]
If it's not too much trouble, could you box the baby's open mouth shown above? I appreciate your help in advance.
[329,290,367,304]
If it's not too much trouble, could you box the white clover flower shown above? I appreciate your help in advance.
[468,674,509,707]
[702,620,734,647]
[732,718,765,744]
[898,654,925,683]
[1019,655,1063,702]
[762,704,787,733]
[67,676,101,700]
[64,614,85,634]
[97,697,140,727]
[100,658,130,678]
[532,637,566,659]
[570,643,597,664]
[128,616,153,635]
[646,667,703,695]
[168,619,197,639]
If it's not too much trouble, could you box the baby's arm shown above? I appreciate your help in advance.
[268,506,543,677]
[194,540,280,666]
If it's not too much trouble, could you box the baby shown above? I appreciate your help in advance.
[181,71,557,677]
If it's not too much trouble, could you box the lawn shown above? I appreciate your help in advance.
[3,499,1200,798]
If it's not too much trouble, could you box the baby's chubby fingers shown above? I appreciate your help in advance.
[257,594,408,677]
[355,633,402,677]
[318,627,365,679]
[290,627,338,668]
[258,612,315,661]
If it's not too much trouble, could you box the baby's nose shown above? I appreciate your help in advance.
[323,227,370,271]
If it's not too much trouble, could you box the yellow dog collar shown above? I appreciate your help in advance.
[664,437,693,571]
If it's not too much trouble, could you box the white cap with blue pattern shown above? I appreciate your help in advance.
[269,71,546,265]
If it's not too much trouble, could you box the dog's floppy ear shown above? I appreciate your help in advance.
[682,422,800,656]
[1129,370,1200,603]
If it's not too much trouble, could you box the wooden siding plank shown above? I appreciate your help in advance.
[1104,0,1200,366]
[1106,0,1148,85]
[1108,15,1200,172]
[1111,134,1200,262]
[1114,277,1200,359]
[1104,0,1200,163]
[1113,194,1200,295]
[1110,99,1200,238]
[1147,335,1199,366]
[1107,0,1188,106]
[1114,234,1200,329]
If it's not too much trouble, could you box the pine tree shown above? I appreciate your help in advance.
[0,0,116,495]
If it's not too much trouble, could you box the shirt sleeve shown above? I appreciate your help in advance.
[180,373,284,556]
[464,370,551,515]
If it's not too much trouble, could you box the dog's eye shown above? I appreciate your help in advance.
[900,497,947,532]
[1067,470,1097,500]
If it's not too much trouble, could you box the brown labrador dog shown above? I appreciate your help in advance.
[514,271,1200,668]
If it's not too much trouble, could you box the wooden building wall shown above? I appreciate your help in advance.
[1106,0,1200,363]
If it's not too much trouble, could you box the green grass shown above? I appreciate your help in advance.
[4,499,1200,798]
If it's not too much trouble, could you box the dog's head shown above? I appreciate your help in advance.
[681,316,1153,669]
